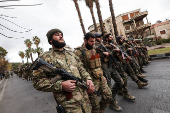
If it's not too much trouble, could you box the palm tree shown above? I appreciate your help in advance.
[33,36,43,56]
[85,0,98,32]
[108,0,118,37]
[33,36,40,48]
[18,51,25,64]
[94,0,106,37]
[34,47,43,57]
[72,0,86,35]
[24,39,33,63]
[25,49,30,63]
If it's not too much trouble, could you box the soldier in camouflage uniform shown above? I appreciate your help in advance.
[32,29,95,113]
[94,33,135,112]
[10,70,13,78]
[123,40,148,84]
[133,39,147,73]
[74,32,112,113]
[4,70,10,79]
[115,36,148,89]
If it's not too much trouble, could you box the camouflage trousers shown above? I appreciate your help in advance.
[58,92,92,113]
[103,66,126,98]
[89,76,112,113]
[122,61,138,81]
[129,57,141,76]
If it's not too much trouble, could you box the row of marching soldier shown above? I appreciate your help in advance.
[31,28,150,113]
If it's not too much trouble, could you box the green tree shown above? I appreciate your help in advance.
[24,39,33,63]
[0,46,8,59]
[0,47,9,72]
[72,0,86,35]
[18,51,25,64]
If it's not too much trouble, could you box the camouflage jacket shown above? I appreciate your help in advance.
[32,46,92,104]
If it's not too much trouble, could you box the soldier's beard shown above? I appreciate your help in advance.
[86,43,93,50]
[119,41,123,45]
[108,39,113,44]
[52,38,66,48]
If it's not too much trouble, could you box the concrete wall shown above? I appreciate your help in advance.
[154,22,170,39]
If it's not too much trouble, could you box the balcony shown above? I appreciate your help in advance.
[123,11,148,24]
[125,23,151,34]
[131,11,148,21]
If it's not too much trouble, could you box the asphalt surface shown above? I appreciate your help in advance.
[0,58,170,113]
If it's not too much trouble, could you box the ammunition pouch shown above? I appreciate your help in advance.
[91,68,103,79]
[89,57,102,69]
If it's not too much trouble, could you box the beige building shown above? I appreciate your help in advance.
[144,20,170,40]
[88,9,151,39]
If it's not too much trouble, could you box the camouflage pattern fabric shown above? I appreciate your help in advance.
[74,46,112,113]
[32,47,92,113]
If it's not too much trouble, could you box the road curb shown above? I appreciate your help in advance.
[149,52,170,60]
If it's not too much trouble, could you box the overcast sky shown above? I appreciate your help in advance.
[0,0,170,63]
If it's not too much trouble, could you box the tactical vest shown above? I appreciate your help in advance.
[81,47,103,79]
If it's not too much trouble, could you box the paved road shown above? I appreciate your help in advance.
[0,59,170,113]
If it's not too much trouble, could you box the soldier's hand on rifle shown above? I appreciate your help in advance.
[114,48,121,52]
[87,80,95,94]
[62,80,76,92]
[103,52,110,57]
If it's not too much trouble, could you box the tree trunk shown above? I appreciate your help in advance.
[95,0,105,38]
[89,7,98,32]
[27,58,28,63]
[30,53,33,63]
[109,0,118,37]
[73,0,86,35]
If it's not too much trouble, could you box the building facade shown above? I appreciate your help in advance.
[88,9,151,39]
[144,20,170,40]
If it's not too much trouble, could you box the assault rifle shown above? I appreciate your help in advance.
[29,58,100,96]
[96,43,121,69]
[30,58,100,113]
[109,43,139,67]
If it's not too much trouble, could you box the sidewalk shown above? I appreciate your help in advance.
[147,43,170,60]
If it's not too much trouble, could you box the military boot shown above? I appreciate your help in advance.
[137,76,148,83]
[122,91,135,101]
[99,110,104,113]
[137,80,148,89]
[141,68,147,73]
[139,74,146,78]
[117,89,123,95]
[109,99,122,112]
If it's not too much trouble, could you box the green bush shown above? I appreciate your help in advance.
[155,40,163,45]
[166,38,170,43]
[155,38,170,45]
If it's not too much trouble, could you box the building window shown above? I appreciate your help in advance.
[125,26,130,30]
[109,25,112,28]
[110,29,112,33]
[160,30,166,35]
[107,20,110,24]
